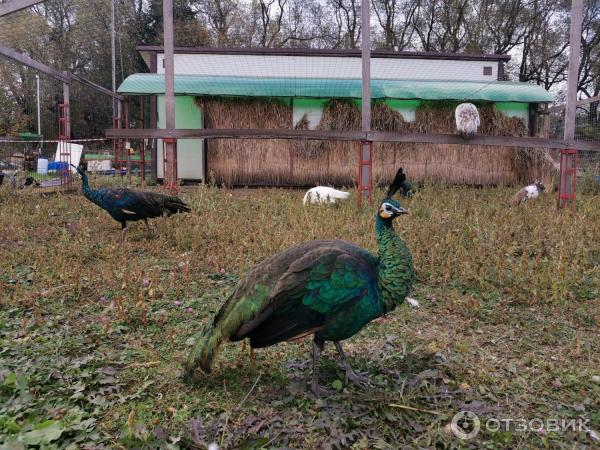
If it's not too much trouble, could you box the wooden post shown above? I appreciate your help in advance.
[140,95,145,186]
[125,97,131,185]
[149,52,158,182]
[359,0,372,207]
[559,0,583,208]
[163,0,177,192]
[62,81,70,138]
[111,0,116,117]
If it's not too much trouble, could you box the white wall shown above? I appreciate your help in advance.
[157,53,498,82]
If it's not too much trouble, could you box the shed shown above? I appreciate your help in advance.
[118,47,554,185]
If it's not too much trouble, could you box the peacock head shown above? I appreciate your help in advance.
[70,164,88,185]
[377,167,410,221]
[378,198,408,221]
[70,164,84,176]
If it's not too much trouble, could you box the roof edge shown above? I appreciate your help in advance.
[136,46,511,62]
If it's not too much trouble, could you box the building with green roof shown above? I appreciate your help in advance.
[118,47,554,184]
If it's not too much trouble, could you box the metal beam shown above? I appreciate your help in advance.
[0,0,44,17]
[104,128,600,151]
[0,43,123,99]
[70,73,122,100]
[0,43,70,83]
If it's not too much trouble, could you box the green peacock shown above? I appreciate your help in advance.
[185,168,415,395]
[72,165,190,242]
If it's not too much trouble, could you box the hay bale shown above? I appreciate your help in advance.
[197,96,552,187]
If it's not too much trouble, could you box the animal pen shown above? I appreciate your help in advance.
[1,0,599,207]
[104,0,597,209]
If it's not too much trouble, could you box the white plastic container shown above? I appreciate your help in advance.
[37,158,48,175]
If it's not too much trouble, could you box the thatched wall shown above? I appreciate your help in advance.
[197,97,553,187]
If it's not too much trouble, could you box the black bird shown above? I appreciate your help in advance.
[73,165,190,242]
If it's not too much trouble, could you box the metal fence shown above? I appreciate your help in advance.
[544,102,600,192]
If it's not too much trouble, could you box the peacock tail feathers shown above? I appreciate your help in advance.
[185,283,271,374]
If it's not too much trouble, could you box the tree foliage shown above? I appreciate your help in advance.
[0,0,599,136]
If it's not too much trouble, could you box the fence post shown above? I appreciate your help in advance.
[559,0,583,208]
[360,0,372,206]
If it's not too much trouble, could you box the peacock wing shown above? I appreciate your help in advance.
[221,242,379,347]
[97,188,166,218]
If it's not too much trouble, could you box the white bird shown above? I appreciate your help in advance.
[303,186,350,205]
[406,297,420,308]
[510,180,545,205]
[455,103,480,139]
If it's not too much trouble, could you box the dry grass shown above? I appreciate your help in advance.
[0,183,598,448]
[196,97,555,187]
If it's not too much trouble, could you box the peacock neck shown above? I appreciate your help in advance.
[375,216,414,314]
[80,173,102,207]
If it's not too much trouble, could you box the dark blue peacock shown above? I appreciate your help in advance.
[185,168,415,396]
[73,165,190,242]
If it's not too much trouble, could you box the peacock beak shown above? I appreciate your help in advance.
[392,206,409,216]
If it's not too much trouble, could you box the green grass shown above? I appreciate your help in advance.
[0,183,599,449]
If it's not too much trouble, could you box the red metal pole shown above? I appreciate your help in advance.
[358,141,373,207]
[163,138,178,193]
[557,149,578,209]
[58,82,71,186]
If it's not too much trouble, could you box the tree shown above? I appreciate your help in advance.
[371,0,419,50]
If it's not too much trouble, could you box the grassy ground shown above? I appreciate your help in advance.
[1,181,599,449]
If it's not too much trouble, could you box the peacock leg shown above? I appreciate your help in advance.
[249,346,257,371]
[118,222,128,243]
[334,341,373,389]
[144,218,154,238]
[310,339,325,397]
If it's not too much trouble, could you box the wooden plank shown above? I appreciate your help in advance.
[0,43,70,83]
[547,94,600,112]
[564,0,583,142]
[0,0,44,16]
[105,128,600,151]
[106,128,365,141]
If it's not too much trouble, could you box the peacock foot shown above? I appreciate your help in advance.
[309,379,332,398]
[344,368,375,389]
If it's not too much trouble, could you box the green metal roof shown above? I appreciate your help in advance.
[118,74,553,103]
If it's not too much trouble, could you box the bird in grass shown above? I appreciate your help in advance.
[455,103,480,139]
[510,179,545,205]
[72,165,190,242]
[303,186,350,205]
[185,168,414,396]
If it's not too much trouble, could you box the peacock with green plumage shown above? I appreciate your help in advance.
[185,168,414,396]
